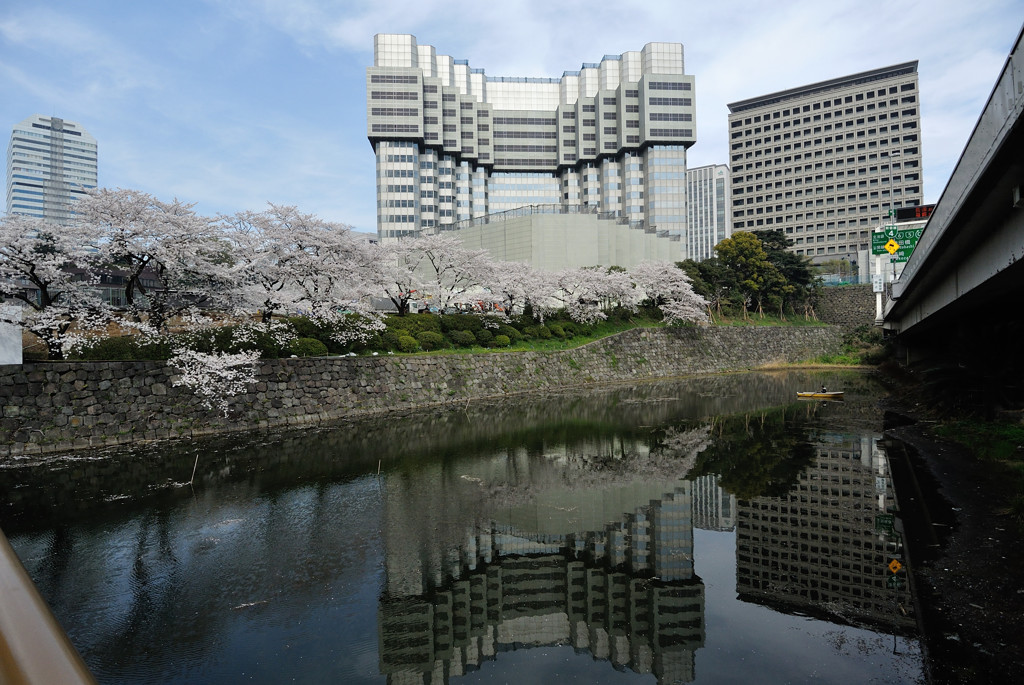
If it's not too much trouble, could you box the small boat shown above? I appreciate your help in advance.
[797,391,844,400]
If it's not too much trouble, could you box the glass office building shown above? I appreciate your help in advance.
[368,35,697,247]
[685,164,732,261]
[6,115,97,226]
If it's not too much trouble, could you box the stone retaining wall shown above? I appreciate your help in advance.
[0,326,842,457]
[816,283,876,329]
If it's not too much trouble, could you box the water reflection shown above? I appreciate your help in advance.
[0,370,922,684]
[735,432,914,634]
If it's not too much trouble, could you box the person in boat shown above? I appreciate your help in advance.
[820,384,827,393]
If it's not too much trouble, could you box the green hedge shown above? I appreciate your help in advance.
[287,337,328,357]
[416,331,446,351]
[397,335,419,353]
[66,309,646,361]
[450,330,477,347]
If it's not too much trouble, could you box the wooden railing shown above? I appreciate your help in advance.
[0,527,96,684]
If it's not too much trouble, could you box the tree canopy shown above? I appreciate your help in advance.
[679,229,819,321]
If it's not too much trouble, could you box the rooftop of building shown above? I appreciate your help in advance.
[726,61,918,114]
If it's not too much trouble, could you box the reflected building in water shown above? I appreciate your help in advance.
[734,433,915,633]
[692,474,737,531]
[379,484,705,684]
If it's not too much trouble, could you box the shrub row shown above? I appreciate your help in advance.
[69,309,627,361]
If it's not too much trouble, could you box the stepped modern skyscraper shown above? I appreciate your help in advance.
[726,63,922,262]
[367,34,697,247]
[6,115,98,225]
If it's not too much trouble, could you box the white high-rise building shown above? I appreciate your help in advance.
[367,35,697,254]
[685,164,732,261]
[6,115,98,225]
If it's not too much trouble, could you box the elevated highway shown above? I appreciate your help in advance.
[884,27,1024,365]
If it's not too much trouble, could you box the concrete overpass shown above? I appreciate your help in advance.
[884,26,1024,366]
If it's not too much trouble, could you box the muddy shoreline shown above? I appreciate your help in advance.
[880,382,1024,684]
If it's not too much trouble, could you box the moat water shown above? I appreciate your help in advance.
[0,369,924,684]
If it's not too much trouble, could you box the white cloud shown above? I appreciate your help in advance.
[4,0,1023,230]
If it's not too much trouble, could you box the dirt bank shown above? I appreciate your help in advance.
[879,380,1024,684]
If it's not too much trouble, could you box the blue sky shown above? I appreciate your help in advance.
[3,0,1022,233]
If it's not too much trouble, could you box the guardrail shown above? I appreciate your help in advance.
[0,527,96,684]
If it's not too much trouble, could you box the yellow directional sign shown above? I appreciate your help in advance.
[885,239,900,255]
[888,559,903,574]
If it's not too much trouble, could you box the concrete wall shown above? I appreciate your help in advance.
[0,326,842,458]
[0,307,22,366]
[453,212,683,270]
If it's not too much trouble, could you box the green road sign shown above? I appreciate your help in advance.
[872,226,923,261]
[875,514,895,533]
[886,575,906,589]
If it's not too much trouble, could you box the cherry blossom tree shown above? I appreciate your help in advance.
[0,214,109,359]
[487,260,551,317]
[415,233,496,310]
[222,204,386,344]
[598,266,642,313]
[279,207,384,343]
[549,267,615,324]
[628,261,708,324]
[370,238,431,316]
[220,206,299,324]
[170,347,261,417]
[75,188,232,335]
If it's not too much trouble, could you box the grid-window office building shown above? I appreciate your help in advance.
[6,115,97,226]
[686,164,731,261]
[726,63,922,262]
[367,34,697,249]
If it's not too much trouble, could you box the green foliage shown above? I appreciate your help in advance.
[841,325,888,365]
[450,329,477,347]
[416,331,446,351]
[392,313,441,336]
[286,316,321,339]
[679,257,737,318]
[935,420,1024,463]
[283,316,350,354]
[65,309,677,362]
[287,337,328,357]
[687,409,817,499]
[440,313,483,333]
[380,329,402,351]
[397,335,419,353]
[73,335,169,361]
[73,337,141,361]
[681,230,818,322]
[496,323,522,341]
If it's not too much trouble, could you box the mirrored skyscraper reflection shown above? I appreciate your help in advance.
[378,484,705,684]
[735,432,915,634]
